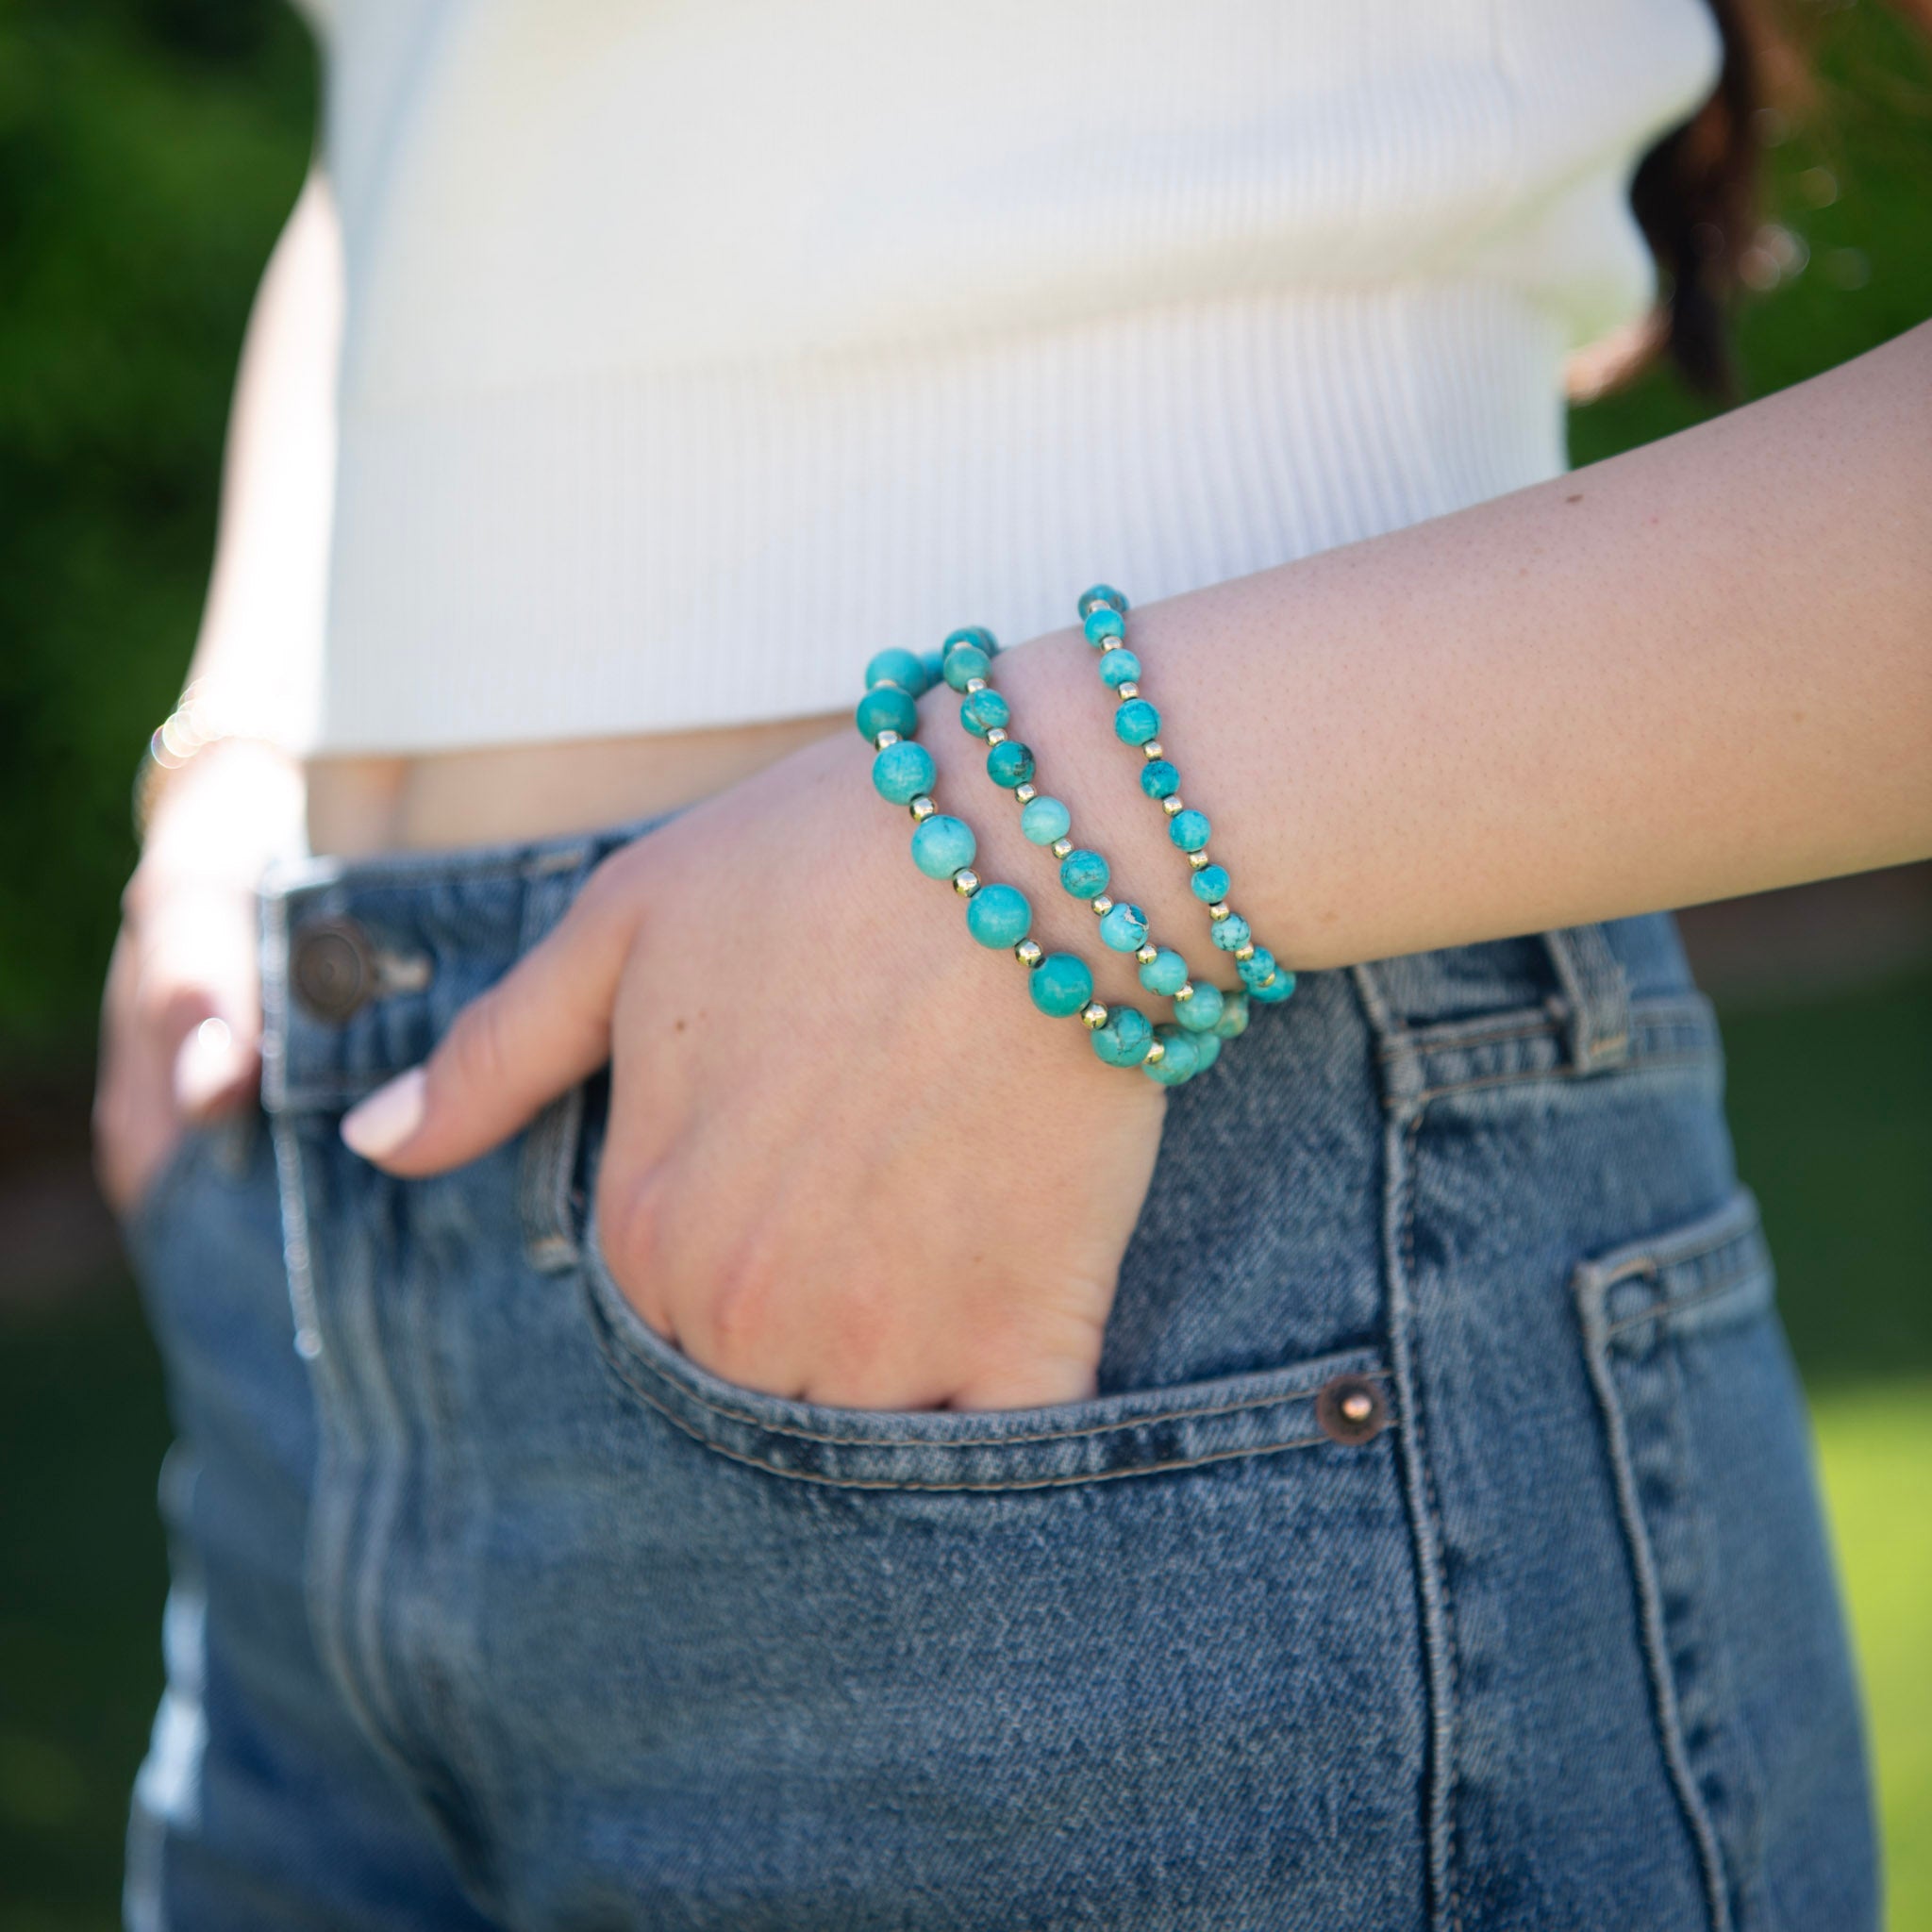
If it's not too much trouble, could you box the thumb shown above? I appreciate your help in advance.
[340,864,641,1175]
[174,1011,261,1122]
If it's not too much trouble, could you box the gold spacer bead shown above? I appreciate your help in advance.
[1161,796,1184,817]
[1174,982,1195,1002]
[909,795,938,821]
[1187,850,1210,872]
[874,728,902,749]
[1050,837,1074,860]
[1254,969,1277,991]
[985,725,1009,746]
[1015,939,1043,968]
[1207,901,1230,922]
[1142,741,1164,762]
[964,676,989,695]
[1135,943,1159,966]
[952,868,981,897]
[1091,895,1114,917]
[1115,682,1140,702]
[1014,782,1038,804]
[1079,1001,1109,1030]
[1234,943,1257,962]
[1144,1039,1167,1065]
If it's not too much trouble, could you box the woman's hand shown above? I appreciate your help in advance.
[94,743,305,1218]
[340,668,1174,1411]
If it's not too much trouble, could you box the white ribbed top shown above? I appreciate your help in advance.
[298,0,1720,754]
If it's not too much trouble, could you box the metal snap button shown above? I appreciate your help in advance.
[1315,1374,1388,1446]
[291,917,377,1024]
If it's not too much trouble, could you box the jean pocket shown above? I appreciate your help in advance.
[122,1123,215,1264]
[579,1206,1394,1492]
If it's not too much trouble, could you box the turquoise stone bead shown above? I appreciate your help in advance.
[1078,584,1130,619]
[1098,902,1149,953]
[1144,1025,1200,1086]
[1191,864,1231,904]
[1213,991,1251,1040]
[965,882,1031,950]
[1091,1006,1153,1068]
[1083,607,1125,648]
[986,739,1035,788]
[1250,969,1297,1005]
[871,739,936,806]
[855,685,918,742]
[1114,698,1160,746]
[1237,947,1277,991]
[1174,982,1224,1033]
[944,625,998,658]
[1020,795,1072,845]
[1169,808,1211,853]
[941,644,992,691]
[1028,952,1093,1019]
[1138,946,1189,996]
[921,647,946,686]
[864,647,928,696]
[959,688,1011,737]
[910,814,975,879]
[1210,912,1252,953]
[1190,1031,1224,1074]
[1098,648,1141,689]
[1058,848,1109,899]
[1140,759,1180,801]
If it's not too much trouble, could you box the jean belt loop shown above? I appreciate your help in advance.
[1543,924,1632,1074]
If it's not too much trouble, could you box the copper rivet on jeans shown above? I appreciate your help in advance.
[1315,1374,1387,1446]
[291,917,376,1024]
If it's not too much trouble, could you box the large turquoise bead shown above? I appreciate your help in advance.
[959,688,1011,737]
[941,644,992,691]
[1098,902,1149,953]
[855,685,919,742]
[1169,809,1211,853]
[965,882,1031,949]
[1058,849,1109,900]
[1140,759,1180,801]
[1191,864,1231,904]
[1083,607,1125,647]
[910,814,975,879]
[1138,947,1189,996]
[921,647,946,687]
[871,739,936,806]
[986,739,1035,788]
[1091,1006,1153,1068]
[1189,1031,1224,1074]
[1028,952,1093,1019]
[1174,981,1223,1032]
[1213,991,1251,1039]
[1078,584,1129,619]
[1020,795,1072,845]
[1114,699,1160,746]
[1237,946,1278,990]
[944,625,998,658]
[1098,647,1141,689]
[864,647,928,696]
[1249,969,1297,1004]
[1143,1025,1200,1086]
[1210,912,1252,953]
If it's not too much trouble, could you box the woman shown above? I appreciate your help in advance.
[99,0,1925,1924]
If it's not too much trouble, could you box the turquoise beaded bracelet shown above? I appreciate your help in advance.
[1078,586,1296,1008]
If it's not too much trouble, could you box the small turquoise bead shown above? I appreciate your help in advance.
[910,814,975,879]
[1138,947,1189,996]
[1140,759,1180,801]
[1020,795,1072,845]
[855,685,919,742]
[1083,607,1125,647]
[1191,864,1231,904]
[965,882,1031,950]
[944,625,998,658]
[1210,912,1252,953]
[959,688,1011,737]
[1213,991,1251,1040]
[1114,698,1161,746]
[1058,849,1109,900]
[1028,952,1093,1019]
[1249,969,1297,1005]
[1190,1031,1224,1074]
[1098,902,1149,953]
[1078,584,1130,619]
[921,647,946,686]
[1236,947,1277,991]
[863,647,928,697]
[1144,1026,1200,1086]
[986,739,1035,788]
[1169,809,1211,853]
[941,645,992,691]
[1174,982,1224,1033]
[1098,647,1141,689]
[871,739,936,806]
[1091,1006,1153,1068]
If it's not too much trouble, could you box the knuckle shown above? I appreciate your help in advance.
[596,1171,662,1295]
[694,1253,780,1383]
[443,994,515,1097]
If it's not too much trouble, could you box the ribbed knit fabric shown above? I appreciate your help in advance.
[297,0,1721,754]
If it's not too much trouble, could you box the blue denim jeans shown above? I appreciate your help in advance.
[125,819,1878,1930]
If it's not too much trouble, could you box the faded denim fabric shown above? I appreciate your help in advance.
[125,820,1878,1931]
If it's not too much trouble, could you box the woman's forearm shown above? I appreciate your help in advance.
[991,321,1931,977]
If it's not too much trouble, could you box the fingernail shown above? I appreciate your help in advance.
[341,1067,427,1160]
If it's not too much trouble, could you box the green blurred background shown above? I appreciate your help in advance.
[1,1,1927,1926]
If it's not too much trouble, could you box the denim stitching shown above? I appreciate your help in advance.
[1602,1264,1767,1340]
[1412,1050,1714,1108]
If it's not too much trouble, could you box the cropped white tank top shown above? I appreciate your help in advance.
[296,0,1720,754]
